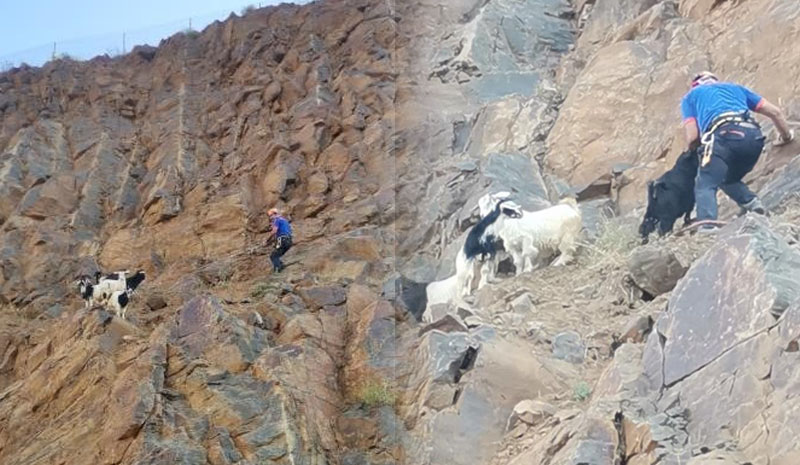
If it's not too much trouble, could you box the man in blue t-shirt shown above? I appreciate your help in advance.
[267,208,292,272]
[680,71,794,230]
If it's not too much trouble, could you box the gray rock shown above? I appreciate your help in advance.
[508,292,536,314]
[456,160,478,172]
[425,331,477,383]
[637,217,800,460]
[383,274,427,321]
[569,416,619,465]
[760,153,800,210]
[453,0,575,102]
[628,245,687,296]
[552,330,585,364]
[652,217,800,386]
[419,314,468,336]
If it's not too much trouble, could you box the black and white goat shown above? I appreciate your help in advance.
[75,269,146,319]
[108,289,132,320]
[455,199,522,296]
[639,148,700,243]
[456,195,583,296]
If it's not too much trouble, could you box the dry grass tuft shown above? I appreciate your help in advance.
[579,214,640,270]
[355,378,397,409]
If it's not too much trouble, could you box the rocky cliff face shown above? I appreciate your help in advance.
[0,0,398,312]
[1,2,404,464]
[2,0,800,464]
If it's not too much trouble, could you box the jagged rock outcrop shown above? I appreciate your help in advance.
[0,0,398,313]
[634,216,800,462]
[1,1,404,464]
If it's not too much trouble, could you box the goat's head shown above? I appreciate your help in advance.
[76,277,93,298]
[478,191,513,218]
[496,199,523,219]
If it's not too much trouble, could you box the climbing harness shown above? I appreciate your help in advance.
[276,235,292,250]
[700,111,760,167]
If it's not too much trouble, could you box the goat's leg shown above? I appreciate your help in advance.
[477,259,497,290]
[458,262,474,297]
[511,251,524,276]
[486,256,500,283]
[477,261,488,290]
[553,232,578,266]
[518,237,535,273]
[523,247,539,273]
[682,210,693,226]
[658,216,678,236]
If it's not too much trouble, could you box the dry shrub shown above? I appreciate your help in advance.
[580,214,640,270]
[356,378,397,409]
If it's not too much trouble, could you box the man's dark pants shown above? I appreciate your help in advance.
[695,123,765,221]
[270,236,292,271]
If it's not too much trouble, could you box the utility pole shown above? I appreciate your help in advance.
[123,32,126,54]
[52,42,56,60]
[189,18,192,30]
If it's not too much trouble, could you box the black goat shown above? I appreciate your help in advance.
[125,270,146,293]
[639,148,700,243]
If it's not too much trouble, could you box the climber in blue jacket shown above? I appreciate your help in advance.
[267,208,292,272]
[680,71,794,231]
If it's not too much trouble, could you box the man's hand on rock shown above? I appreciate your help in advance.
[774,129,795,147]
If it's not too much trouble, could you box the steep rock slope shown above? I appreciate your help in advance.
[0,0,397,313]
[0,2,408,465]
[2,0,800,464]
[394,1,800,464]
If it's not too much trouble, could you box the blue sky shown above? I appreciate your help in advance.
[0,0,296,66]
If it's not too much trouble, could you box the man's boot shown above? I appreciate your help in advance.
[741,197,766,215]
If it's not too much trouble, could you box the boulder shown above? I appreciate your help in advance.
[508,292,536,314]
[300,285,347,310]
[145,293,168,311]
[507,399,556,429]
[628,245,687,297]
[552,330,586,364]
[421,335,578,465]
[638,217,800,460]
[760,153,800,210]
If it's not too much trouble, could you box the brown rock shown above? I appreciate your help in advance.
[18,175,78,219]
[145,293,167,311]
[628,245,687,296]
[618,315,654,345]
[300,285,347,310]
[507,399,556,430]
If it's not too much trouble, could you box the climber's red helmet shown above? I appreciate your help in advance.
[691,71,718,88]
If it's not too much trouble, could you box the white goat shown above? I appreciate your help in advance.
[423,274,461,323]
[494,197,582,272]
[473,191,517,288]
[93,275,127,305]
